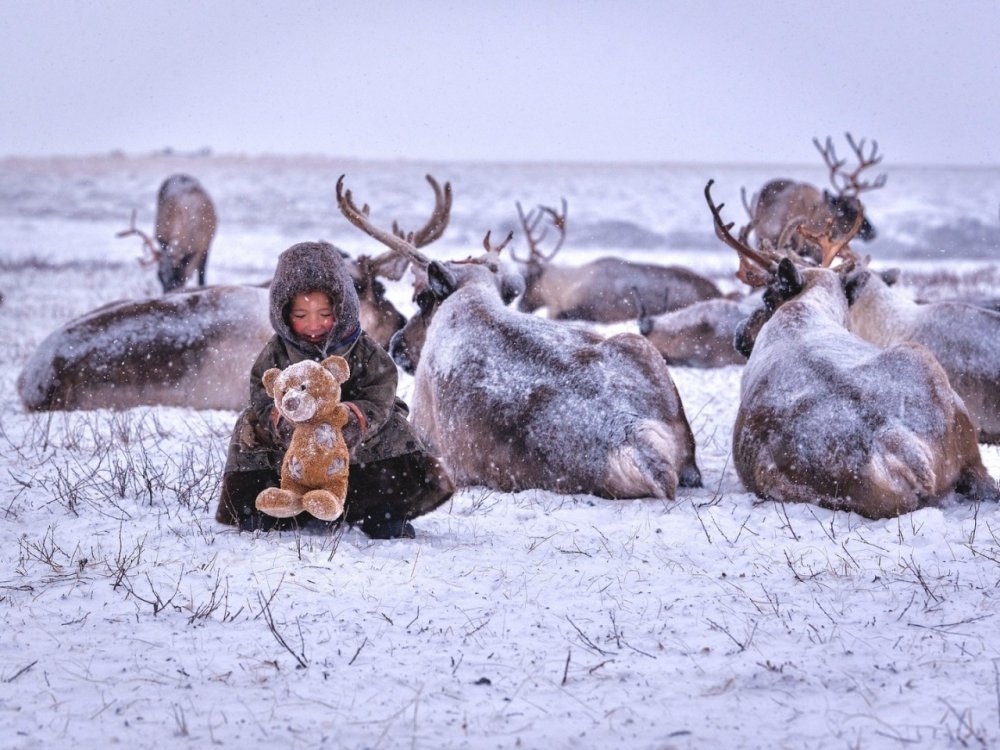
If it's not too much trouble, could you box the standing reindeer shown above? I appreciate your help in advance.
[337,176,702,500]
[513,200,721,322]
[706,180,997,519]
[118,174,218,292]
[745,133,886,263]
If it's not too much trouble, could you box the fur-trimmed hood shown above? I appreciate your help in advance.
[269,241,361,356]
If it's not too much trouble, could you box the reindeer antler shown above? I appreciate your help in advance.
[511,198,567,263]
[116,209,160,265]
[390,174,453,248]
[336,175,432,269]
[813,133,888,197]
[795,207,865,269]
[705,180,783,287]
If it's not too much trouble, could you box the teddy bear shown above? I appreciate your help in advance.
[255,355,352,522]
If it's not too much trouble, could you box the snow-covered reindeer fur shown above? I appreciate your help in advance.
[512,200,721,322]
[18,285,272,411]
[638,294,761,368]
[846,268,1000,443]
[706,180,998,518]
[117,174,218,293]
[337,176,702,499]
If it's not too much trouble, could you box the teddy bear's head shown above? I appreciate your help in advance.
[262,355,351,423]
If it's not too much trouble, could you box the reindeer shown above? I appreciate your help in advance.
[638,294,760,368]
[337,175,702,499]
[18,285,271,411]
[344,174,453,349]
[844,266,1000,444]
[512,200,721,322]
[705,180,997,518]
[745,133,886,264]
[118,174,218,292]
[17,176,451,413]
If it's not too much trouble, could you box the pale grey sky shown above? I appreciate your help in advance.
[3,0,998,165]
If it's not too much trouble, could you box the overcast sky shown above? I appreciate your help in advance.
[3,0,998,166]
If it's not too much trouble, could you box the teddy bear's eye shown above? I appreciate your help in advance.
[298,384,307,391]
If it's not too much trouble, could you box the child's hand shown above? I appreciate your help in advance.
[342,408,363,452]
[268,407,294,447]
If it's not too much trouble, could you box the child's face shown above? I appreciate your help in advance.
[289,292,336,344]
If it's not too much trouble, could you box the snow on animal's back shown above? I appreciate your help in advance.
[421,282,688,456]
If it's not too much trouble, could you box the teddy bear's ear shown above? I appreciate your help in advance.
[261,368,282,397]
[321,355,351,384]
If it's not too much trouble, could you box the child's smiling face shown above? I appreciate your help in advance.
[289,291,335,344]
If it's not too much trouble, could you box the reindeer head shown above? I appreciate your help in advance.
[814,133,886,243]
[510,198,567,313]
[335,174,523,374]
[705,179,862,357]
[389,233,524,374]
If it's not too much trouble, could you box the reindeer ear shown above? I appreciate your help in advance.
[842,268,871,305]
[320,355,351,384]
[881,268,901,286]
[499,270,525,305]
[427,261,457,299]
[734,307,769,358]
[380,255,411,282]
[261,368,281,398]
[776,258,803,299]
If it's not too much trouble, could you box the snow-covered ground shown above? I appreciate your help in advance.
[3,153,1000,749]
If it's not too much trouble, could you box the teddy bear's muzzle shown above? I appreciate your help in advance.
[280,393,318,422]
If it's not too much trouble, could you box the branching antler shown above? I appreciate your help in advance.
[705,180,782,288]
[116,209,160,265]
[390,174,453,248]
[796,208,864,269]
[813,133,888,197]
[511,198,567,263]
[336,175,431,269]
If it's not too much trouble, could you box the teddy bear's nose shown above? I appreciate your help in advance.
[284,396,301,412]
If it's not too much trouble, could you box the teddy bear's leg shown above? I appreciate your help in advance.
[302,489,345,522]
[256,487,306,518]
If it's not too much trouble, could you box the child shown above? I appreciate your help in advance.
[215,241,455,538]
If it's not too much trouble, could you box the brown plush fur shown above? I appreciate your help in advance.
[255,356,352,521]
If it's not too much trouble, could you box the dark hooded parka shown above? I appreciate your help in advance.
[216,241,452,534]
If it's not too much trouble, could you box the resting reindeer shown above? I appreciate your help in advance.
[513,200,721,322]
[745,133,886,264]
[638,293,761,368]
[18,285,272,411]
[845,266,1000,444]
[118,174,218,293]
[18,174,452,412]
[17,246,410,413]
[337,176,702,499]
[706,180,997,519]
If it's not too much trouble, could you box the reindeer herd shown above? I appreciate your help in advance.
[16,135,1000,519]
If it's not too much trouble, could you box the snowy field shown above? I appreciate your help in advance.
[3,153,1000,749]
